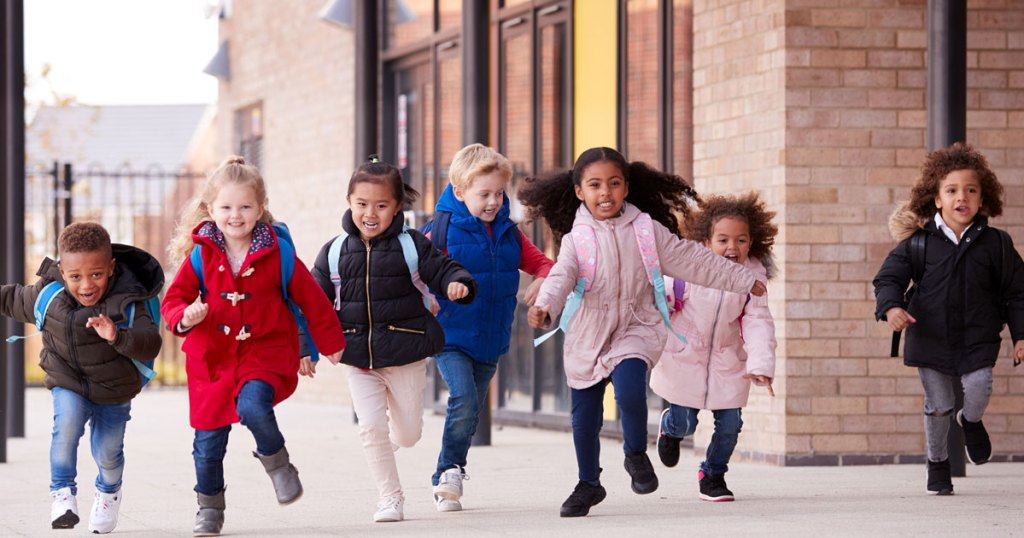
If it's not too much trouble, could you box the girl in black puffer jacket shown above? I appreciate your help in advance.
[309,157,475,523]
[873,143,1024,496]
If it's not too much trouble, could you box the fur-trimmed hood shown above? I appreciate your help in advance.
[888,201,928,242]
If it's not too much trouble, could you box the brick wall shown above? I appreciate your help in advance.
[215,1,355,404]
[694,0,1024,464]
[692,0,789,461]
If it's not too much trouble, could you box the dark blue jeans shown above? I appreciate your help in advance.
[661,405,743,476]
[432,350,498,486]
[570,358,649,484]
[50,387,132,495]
[193,380,285,495]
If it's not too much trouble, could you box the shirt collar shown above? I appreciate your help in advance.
[933,212,972,244]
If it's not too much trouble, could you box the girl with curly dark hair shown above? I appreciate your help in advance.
[520,147,766,518]
[873,142,1024,496]
[650,191,778,503]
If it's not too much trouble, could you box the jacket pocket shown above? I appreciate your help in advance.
[386,325,426,335]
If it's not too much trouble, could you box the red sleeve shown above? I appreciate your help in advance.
[519,230,554,277]
[160,256,202,336]
[287,256,346,355]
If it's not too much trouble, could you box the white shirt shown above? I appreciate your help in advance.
[934,212,973,245]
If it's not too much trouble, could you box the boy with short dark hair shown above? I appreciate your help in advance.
[1,222,164,533]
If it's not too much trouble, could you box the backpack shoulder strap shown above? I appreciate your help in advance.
[998,228,1014,293]
[34,281,65,331]
[189,245,206,298]
[429,211,452,252]
[327,231,347,310]
[400,226,437,312]
[909,229,927,284]
[272,223,296,300]
[534,224,597,347]
[631,213,688,345]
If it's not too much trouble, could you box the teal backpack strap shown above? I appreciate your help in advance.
[118,300,159,385]
[5,281,64,343]
[328,231,347,310]
[190,245,206,298]
[399,226,436,312]
[632,213,687,345]
[272,222,320,362]
[535,224,598,347]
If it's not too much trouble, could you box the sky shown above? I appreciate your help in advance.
[24,0,220,107]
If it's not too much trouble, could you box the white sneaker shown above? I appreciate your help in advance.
[373,495,404,522]
[434,468,467,500]
[50,487,79,529]
[87,490,122,534]
[433,493,463,512]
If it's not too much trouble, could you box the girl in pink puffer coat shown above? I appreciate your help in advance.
[520,148,766,518]
[650,192,778,503]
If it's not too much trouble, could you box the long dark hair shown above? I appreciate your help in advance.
[347,155,420,208]
[518,147,700,240]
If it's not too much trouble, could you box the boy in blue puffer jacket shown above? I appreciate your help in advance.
[424,144,553,512]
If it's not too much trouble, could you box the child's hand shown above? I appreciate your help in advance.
[528,305,551,329]
[446,282,469,301]
[885,307,916,332]
[181,297,208,329]
[744,374,775,397]
[429,298,440,316]
[524,277,545,306]
[1013,340,1024,367]
[85,314,117,343]
[324,349,344,365]
[299,357,317,378]
[750,280,767,297]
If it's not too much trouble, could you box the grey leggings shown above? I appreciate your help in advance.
[918,366,993,462]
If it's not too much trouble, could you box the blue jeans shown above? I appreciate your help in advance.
[50,387,132,495]
[432,350,498,486]
[570,358,649,484]
[661,405,743,476]
[193,380,285,495]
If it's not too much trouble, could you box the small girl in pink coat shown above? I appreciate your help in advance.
[520,147,766,518]
[650,191,778,503]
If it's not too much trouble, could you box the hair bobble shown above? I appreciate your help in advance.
[368,154,381,164]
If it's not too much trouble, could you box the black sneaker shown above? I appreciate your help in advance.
[956,410,992,465]
[926,459,954,496]
[657,408,683,468]
[559,481,607,517]
[698,470,735,502]
[623,453,659,494]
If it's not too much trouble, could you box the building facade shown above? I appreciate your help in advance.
[207,0,1024,464]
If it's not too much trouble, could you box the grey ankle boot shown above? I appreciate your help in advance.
[193,491,225,537]
[254,446,303,504]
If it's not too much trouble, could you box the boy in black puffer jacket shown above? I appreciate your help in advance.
[873,143,1024,496]
[1,222,163,533]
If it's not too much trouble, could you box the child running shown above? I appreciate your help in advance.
[873,142,1024,495]
[309,157,476,523]
[1,222,163,533]
[163,156,346,536]
[424,144,553,512]
[521,146,766,517]
[650,191,778,502]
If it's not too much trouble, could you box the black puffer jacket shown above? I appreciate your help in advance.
[312,211,476,369]
[874,210,1024,376]
[0,245,164,403]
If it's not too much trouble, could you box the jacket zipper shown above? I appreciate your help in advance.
[66,311,90,396]
[364,241,374,369]
[387,325,425,335]
[703,290,724,408]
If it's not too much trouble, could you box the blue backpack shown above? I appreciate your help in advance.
[5,281,160,386]
[189,222,321,361]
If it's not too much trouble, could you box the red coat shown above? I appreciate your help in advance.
[162,222,345,430]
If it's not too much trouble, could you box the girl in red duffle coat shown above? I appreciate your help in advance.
[162,156,345,536]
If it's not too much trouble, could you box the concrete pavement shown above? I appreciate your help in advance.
[1,387,1022,537]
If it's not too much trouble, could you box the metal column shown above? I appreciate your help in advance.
[927,0,968,477]
[463,0,492,447]
[354,0,379,162]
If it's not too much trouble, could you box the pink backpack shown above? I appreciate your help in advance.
[534,213,687,346]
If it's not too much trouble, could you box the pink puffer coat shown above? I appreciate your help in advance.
[534,203,756,390]
[649,257,776,410]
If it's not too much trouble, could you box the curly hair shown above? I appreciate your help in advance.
[517,147,700,240]
[58,222,112,258]
[686,191,778,279]
[348,155,420,208]
[907,142,1003,219]
[167,156,277,266]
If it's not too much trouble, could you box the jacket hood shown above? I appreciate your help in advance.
[888,201,928,242]
[435,183,512,224]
